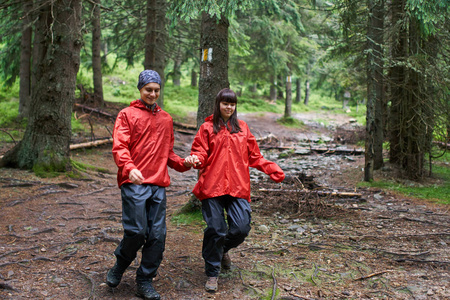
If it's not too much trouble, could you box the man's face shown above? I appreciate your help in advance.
[139,82,160,106]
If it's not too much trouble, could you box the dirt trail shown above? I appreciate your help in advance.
[0,111,448,300]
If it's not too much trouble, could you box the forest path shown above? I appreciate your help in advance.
[0,111,448,299]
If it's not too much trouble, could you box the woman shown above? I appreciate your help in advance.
[190,88,285,292]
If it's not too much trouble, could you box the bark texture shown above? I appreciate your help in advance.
[284,76,292,118]
[19,0,33,118]
[1,0,82,171]
[91,0,104,107]
[365,0,385,181]
[144,0,167,108]
[197,12,229,128]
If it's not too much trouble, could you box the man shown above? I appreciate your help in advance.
[106,70,197,300]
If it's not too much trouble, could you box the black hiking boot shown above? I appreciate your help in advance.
[106,261,127,287]
[136,281,161,300]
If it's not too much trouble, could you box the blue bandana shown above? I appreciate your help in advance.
[137,70,161,90]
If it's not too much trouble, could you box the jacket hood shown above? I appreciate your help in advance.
[204,115,213,122]
[130,99,161,113]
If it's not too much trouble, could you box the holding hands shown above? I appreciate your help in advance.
[184,154,201,167]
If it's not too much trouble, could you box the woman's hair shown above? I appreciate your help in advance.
[213,88,241,134]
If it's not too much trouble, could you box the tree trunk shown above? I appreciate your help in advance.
[197,12,229,128]
[144,0,167,108]
[19,0,33,119]
[388,0,407,165]
[284,75,292,118]
[270,74,277,103]
[91,0,104,107]
[191,68,197,87]
[304,80,310,105]
[402,17,426,178]
[365,0,385,181]
[277,75,284,99]
[295,78,301,103]
[172,57,182,86]
[372,0,385,170]
[1,0,82,172]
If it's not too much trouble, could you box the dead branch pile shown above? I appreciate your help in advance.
[252,173,354,218]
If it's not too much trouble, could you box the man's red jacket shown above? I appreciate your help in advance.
[112,100,189,188]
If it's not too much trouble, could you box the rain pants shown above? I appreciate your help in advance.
[111,100,190,282]
[190,115,285,277]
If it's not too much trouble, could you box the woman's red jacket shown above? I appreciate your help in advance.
[191,115,285,202]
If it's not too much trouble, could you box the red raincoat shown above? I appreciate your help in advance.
[191,115,285,202]
[112,100,189,188]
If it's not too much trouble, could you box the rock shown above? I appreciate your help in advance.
[374,193,383,200]
[288,225,302,231]
[258,225,269,232]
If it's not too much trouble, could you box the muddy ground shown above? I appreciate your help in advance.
[0,103,449,300]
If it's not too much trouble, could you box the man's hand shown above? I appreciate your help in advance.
[129,169,145,185]
[184,154,201,167]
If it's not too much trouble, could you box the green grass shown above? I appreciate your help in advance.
[277,116,305,128]
[71,159,111,174]
[170,209,205,226]
[359,162,450,204]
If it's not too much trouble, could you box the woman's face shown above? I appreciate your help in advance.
[219,101,236,122]
[139,82,160,105]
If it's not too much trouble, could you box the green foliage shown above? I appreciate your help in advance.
[406,0,450,36]
[164,82,199,119]
[0,79,19,102]
[71,113,87,133]
[0,1,22,87]
[238,94,282,113]
[0,100,21,127]
[167,0,255,24]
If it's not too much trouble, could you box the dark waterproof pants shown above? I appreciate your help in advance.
[201,195,251,277]
[113,184,167,283]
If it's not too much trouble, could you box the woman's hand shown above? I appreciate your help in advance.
[184,154,201,167]
[129,169,145,185]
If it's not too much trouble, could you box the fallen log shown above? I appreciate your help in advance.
[173,121,196,130]
[258,188,362,198]
[74,103,115,119]
[70,138,113,150]
[258,145,365,155]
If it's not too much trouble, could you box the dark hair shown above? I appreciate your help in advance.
[213,88,241,134]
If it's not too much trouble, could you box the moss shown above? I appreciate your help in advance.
[70,159,113,174]
[33,157,69,178]
[277,116,305,128]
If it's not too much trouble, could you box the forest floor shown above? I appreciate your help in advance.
[0,102,449,300]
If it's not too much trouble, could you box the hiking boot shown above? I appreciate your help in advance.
[205,276,218,292]
[106,262,127,287]
[136,281,161,300]
[221,252,231,270]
